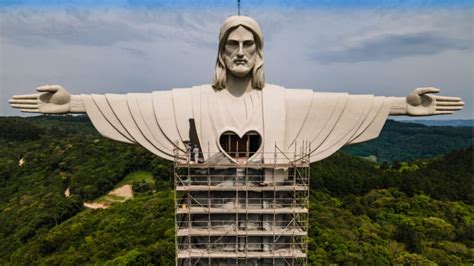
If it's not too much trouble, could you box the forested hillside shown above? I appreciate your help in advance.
[342,119,472,162]
[0,116,472,265]
[399,119,473,127]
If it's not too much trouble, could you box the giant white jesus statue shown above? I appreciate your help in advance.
[9,16,464,163]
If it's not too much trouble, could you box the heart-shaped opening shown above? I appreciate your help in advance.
[219,131,262,160]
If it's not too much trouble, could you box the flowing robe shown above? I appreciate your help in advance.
[81,84,394,163]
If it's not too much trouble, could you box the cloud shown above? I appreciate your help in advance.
[0,9,224,48]
[1,0,472,8]
[313,31,472,63]
[1,7,472,119]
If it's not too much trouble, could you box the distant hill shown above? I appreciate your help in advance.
[398,119,473,127]
[343,119,473,162]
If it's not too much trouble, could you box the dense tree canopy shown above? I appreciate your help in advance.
[343,119,473,162]
[0,116,472,265]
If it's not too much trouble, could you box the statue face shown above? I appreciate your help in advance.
[223,26,257,78]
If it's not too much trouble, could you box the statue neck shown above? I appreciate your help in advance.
[226,72,253,97]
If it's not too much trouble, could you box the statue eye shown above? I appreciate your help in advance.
[243,40,254,47]
[226,40,239,47]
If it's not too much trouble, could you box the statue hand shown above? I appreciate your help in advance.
[406,87,464,116]
[9,85,72,114]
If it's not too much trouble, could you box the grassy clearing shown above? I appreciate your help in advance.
[86,171,154,208]
[87,190,129,207]
[116,171,154,187]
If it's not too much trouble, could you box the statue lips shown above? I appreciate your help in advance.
[218,130,262,162]
[234,59,247,65]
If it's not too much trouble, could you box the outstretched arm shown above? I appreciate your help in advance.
[9,85,85,113]
[389,87,464,116]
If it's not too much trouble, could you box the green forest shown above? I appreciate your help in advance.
[0,116,472,265]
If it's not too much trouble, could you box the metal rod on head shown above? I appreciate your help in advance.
[238,0,241,16]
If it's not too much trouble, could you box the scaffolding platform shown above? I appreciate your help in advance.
[177,228,307,237]
[176,207,308,215]
[175,185,308,192]
[177,249,307,259]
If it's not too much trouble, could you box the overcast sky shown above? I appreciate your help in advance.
[1,1,472,119]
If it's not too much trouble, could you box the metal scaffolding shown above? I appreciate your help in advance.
[174,144,310,266]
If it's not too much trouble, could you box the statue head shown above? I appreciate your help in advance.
[213,16,265,90]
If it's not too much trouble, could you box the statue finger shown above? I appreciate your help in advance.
[12,94,39,99]
[436,101,464,106]
[21,108,40,113]
[9,99,38,104]
[37,85,60,93]
[10,104,38,109]
[436,107,463,111]
[416,87,439,95]
[435,96,462,102]
[434,111,454,115]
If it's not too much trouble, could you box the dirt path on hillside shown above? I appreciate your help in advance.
[108,184,133,200]
[83,184,133,210]
[83,202,108,209]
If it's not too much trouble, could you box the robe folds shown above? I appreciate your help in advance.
[81,84,394,163]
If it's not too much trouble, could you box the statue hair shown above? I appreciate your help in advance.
[212,25,265,90]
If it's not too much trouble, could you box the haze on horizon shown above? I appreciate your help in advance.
[1,0,472,119]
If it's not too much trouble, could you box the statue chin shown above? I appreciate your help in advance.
[228,66,252,78]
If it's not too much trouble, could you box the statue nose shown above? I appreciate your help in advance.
[237,43,244,56]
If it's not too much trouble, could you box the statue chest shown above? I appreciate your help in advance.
[210,89,264,137]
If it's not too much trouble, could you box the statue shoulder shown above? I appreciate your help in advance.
[262,83,285,91]
[192,84,214,91]
[264,84,314,96]
[148,85,214,98]
[264,84,317,94]
[148,85,214,94]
